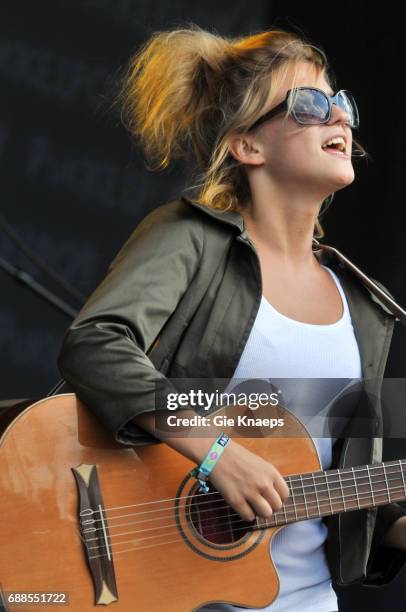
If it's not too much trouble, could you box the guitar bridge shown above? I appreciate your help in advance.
[72,463,118,606]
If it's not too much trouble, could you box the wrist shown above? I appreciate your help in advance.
[192,432,231,493]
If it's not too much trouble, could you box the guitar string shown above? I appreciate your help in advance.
[96,459,406,515]
[85,471,405,532]
[86,516,256,552]
[87,493,380,553]
[86,484,406,561]
[84,477,405,540]
[85,486,404,556]
[88,483,406,559]
[82,461,406,525]
[83,482,406,559]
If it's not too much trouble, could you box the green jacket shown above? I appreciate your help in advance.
[56,195,406,589]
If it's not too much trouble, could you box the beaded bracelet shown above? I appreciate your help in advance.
[191,432,230,493]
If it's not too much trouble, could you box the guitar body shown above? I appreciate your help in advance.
[0,394,321,611]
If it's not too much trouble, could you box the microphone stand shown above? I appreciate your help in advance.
[0,255,78,318]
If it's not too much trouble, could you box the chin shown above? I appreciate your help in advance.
[329,167,355,189]
[329,180,354,196]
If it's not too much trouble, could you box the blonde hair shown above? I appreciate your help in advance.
[116,23,368,239]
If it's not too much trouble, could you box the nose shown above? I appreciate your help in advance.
[329,102,351,126]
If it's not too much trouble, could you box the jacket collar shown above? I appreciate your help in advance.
[183,195,404,323]
[183,196,245,233]
[184,194,326,256]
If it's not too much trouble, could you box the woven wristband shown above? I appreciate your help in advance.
[191,432,230,493]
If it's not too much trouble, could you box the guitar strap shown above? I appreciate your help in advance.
[312,238,406,326]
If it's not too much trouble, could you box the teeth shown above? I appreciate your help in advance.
[322,136,346,152]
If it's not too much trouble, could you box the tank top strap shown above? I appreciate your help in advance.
[322,265,350,320]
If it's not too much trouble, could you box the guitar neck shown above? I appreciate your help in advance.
[258,458,406,529]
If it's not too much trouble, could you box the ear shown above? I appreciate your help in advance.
[227,133,265,166]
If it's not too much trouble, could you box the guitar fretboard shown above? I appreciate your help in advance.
[257,458,406,529]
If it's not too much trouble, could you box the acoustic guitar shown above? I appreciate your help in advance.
[1,394,405,611]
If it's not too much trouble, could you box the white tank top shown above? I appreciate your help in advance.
[199,265,362,612]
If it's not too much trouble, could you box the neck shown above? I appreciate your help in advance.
[241,174,330,268]
[256,458,406,530]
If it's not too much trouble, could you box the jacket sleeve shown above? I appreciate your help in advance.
[363,502,406,586]
[362,279,406,585]
[57,202,204,446]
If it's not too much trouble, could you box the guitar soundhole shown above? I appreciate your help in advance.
[189,484,254,544]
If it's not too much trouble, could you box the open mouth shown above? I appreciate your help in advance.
[322,146,350,158]
[321,137,350,158]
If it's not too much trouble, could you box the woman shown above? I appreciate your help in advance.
[57,25,406,612]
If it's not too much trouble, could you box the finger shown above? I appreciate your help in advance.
[268,489,284,512]
[258,482,284,512]
[246,494,273,520]
[274,474,290,501]
[234,499,257,522]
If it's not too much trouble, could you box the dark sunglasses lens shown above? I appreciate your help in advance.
[292,89,359,128]
[291,89,329,124]
[337,91,359,128]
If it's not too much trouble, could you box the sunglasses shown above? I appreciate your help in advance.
[247,87,359,131]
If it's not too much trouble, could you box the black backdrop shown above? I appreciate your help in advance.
[1,2,406,610]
